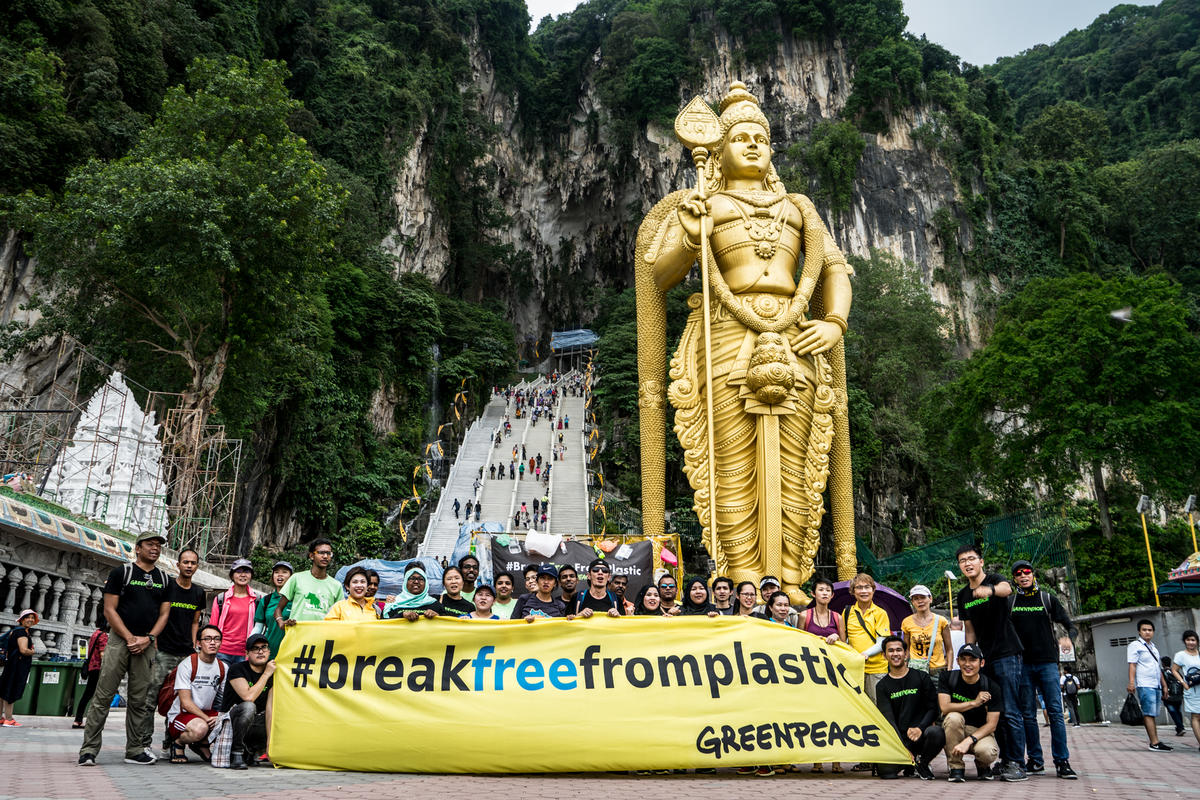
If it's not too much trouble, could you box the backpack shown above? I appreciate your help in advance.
[157,654,226,717]
[1165,670,1185,704]
[1062,675,1079,696]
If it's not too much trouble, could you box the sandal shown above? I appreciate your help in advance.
[188,743,212,763]
[830,763,843,774]
[169,743,189,764]
[72,721,85,729]
[810,764,824,773]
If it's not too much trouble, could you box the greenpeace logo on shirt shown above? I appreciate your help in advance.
[963,597,989,611]
[1011,604,1044,613]
[170,600,199,611]
[889,687,919,700]
[951,692,974,703]
[129,578,164,589]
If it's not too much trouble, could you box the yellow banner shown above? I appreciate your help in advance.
[271,617,911,772]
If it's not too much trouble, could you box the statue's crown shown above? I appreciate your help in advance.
[719,81,770,139]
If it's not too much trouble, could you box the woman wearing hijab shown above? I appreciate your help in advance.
[383,564,444,621]
[437,566,474,616]
[680,577,719,617]
[633,584,671,616]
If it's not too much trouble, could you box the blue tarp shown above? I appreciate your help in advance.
[550,329,598,351]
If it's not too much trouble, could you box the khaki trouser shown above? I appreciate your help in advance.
[139,649,188,749]
[79,637,157,759]
[863,672,885,703]
[942,711,1000,770]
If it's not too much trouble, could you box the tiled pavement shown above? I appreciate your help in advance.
[2,712,1198,799]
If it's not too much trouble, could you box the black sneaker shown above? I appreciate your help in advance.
[1149,741,1173,752]
[948,768,966,783]
[916,762,936,781]
[77,753,96,767]
[976,763,994,781]
[123,751,156,765]
[1056,762,1079,780]
[998,762,1029,782]
[1025,759,1045,774]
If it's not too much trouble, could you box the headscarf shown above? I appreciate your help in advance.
[384,565,434,616]
[680,576,717,615]
[634,584,667,616]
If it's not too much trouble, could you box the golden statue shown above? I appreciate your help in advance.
[635,82,857,603]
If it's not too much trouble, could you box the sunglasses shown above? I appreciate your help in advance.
[590,566,610,573]
[1014,568,1033,576]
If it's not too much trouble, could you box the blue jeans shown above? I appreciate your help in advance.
[216,652,246,666]
[988,654,1027,765]
[1020,661,1069,764]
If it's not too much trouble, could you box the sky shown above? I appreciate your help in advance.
[523,0,1157,65]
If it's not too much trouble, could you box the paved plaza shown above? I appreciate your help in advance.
[1,711,1197,799]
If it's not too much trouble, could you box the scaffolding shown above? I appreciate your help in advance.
[0,339,242,559]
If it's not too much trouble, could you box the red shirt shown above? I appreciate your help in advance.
[217,594,253,656]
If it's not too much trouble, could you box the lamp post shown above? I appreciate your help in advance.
[944,570,957,617]
[1137,494,1160,607]
[1185,495,1198,553]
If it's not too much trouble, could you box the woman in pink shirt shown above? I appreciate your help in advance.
[210,559,258,664]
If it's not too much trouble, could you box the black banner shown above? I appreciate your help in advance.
[491,538,655,603]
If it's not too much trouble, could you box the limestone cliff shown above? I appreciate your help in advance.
[387,26,981,345]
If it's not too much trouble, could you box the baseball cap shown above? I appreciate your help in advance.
[760,575,780,589]
[135,533,167,545]
[536,564,559,580]
[229,558,253,575]
[472,584,496,598]
[244,633,270,651]
[957,642,984,660]
[272,560,294,573]
[908,584,933,598]
[1011,560,1034,574]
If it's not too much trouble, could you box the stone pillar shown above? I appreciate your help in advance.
[2,567,19,613]
[62,580,84,628]
[18,569,35,611]
[0,564,6,613]
[49,577,66,622]
[35,573,51,616]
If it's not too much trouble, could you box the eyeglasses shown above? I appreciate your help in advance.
[957,555,981,564]
[199,636,222,643]
[249,645,270,653]
[738,591,756,597]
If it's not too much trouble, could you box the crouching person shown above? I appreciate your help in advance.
[165,625,227,764]
[220,633,275,769]
[939,643,1001,783]
[875,635,945,780]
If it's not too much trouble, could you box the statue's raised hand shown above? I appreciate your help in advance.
[791,319,842,356]
[676,190,711,245]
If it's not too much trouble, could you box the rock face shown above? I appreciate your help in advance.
[387,26,974,342]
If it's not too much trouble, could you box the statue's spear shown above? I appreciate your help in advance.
[674,97,723,564]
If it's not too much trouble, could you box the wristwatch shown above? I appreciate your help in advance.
[969,734,978,745]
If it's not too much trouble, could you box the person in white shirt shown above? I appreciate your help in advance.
[166,624,227,762]
[1127,618,1172,751]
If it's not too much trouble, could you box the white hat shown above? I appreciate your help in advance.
[908,584,933,598]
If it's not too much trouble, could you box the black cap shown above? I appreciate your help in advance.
[957,642,985,660]
[245,633,270,652]
[536,564,559,580]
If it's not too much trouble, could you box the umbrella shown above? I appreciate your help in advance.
[829,580,911,630]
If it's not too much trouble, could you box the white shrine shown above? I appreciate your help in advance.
[42,372,168,536]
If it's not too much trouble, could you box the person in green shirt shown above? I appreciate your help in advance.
[252,560,293,658]
[276,540,343,628]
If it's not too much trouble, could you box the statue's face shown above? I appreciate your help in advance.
[723,122,771,180]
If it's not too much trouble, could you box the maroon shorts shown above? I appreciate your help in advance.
[168,711,214,739]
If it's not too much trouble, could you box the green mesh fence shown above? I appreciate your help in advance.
[859,509,1079,608]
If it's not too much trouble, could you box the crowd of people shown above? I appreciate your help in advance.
[3,527,1196,778]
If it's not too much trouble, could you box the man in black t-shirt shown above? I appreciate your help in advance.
[221,633,275,769]
[939,643,1002,783]
[142,547,206,754]
[79,533,171,767]
[556,565,580,613]
[954,543,1026,781]
[876,636,944,780]
[570,559,624,617]
[512,565,568,620]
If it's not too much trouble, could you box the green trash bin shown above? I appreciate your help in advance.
[34,661,81,716]
[10,663,42,716]
[1077,689,1099,724]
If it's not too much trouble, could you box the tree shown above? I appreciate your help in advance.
[22,57,345,421]
[944,273,1200,539]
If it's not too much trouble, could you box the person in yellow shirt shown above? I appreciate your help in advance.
[901,584,953,677]
[845,573,890,699]
[324,567,379,622]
